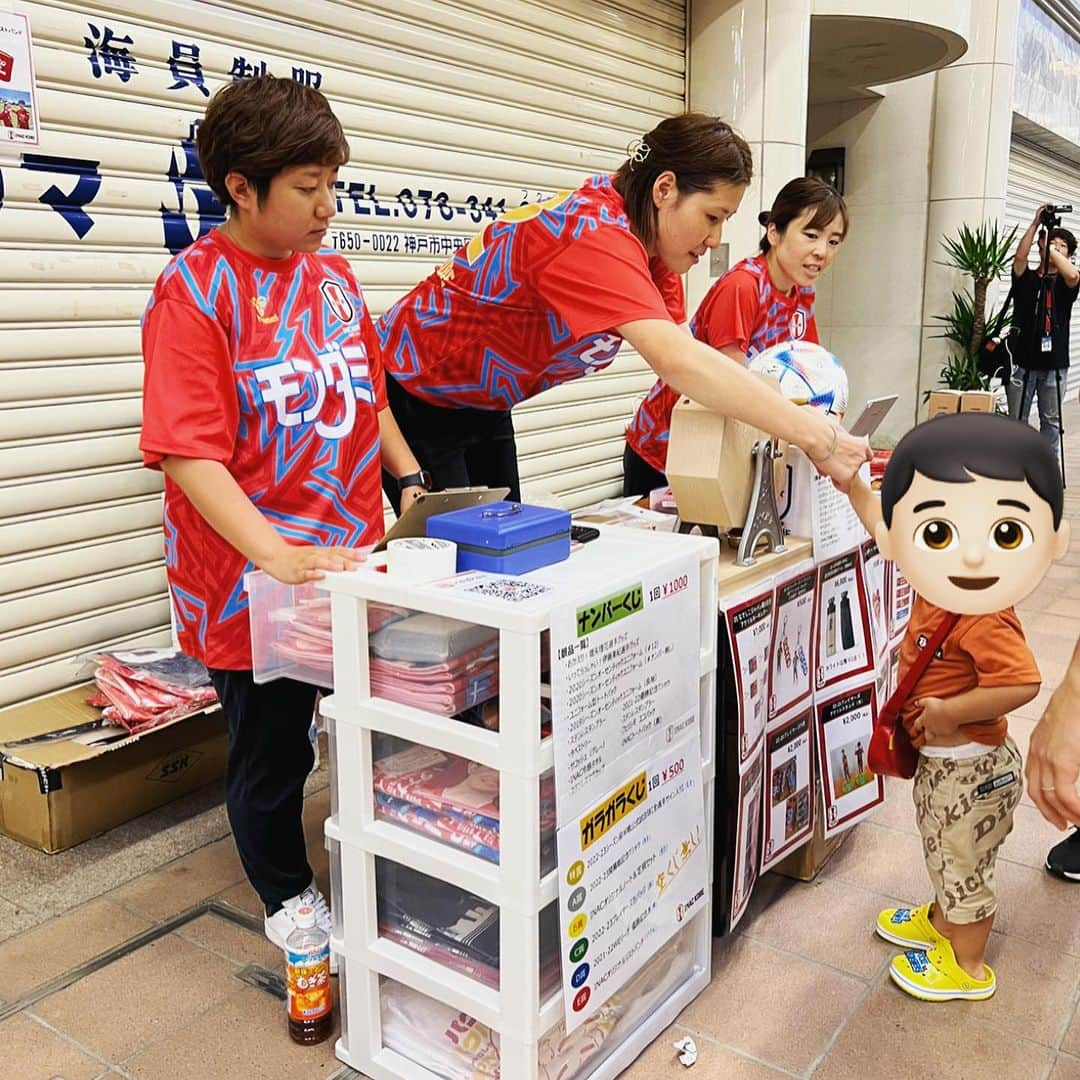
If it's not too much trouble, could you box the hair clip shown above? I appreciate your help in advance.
[627,137,652,170]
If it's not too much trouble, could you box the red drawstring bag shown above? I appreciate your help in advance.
[868,611,960,779]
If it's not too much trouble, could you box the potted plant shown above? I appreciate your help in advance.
[930,221,1018,395]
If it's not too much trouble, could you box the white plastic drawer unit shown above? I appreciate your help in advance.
[315,528,718,1079]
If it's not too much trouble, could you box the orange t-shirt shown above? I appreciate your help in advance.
[898,595,1040,748]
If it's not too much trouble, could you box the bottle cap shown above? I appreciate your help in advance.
[295,904,317,929]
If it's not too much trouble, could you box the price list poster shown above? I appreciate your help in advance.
[550,552,707,1031]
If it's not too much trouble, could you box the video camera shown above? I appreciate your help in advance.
[1040,204,1072,229]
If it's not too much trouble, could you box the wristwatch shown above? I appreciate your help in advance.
[397,470,432,493]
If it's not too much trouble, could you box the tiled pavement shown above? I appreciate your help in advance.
[2,400,1079,1080]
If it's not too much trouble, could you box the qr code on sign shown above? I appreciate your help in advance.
[465,578,551,603]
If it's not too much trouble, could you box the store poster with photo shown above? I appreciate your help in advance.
[814,549,873,692]
[767,559,815,724]
[721,585,775,764]
[814,679,884,838]
[760,707,814,872]
[886,560,913,640]
[0,12,40,147]
[729,742,764,931]
[888,640,901,699]
[860,537,889,661]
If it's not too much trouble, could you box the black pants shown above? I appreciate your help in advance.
[622,442,668,499]
[382,374,521,515]
[209,669,318,914]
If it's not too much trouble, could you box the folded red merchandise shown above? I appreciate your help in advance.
[379,926,501,989]
[367,676,498,716]
[370,641,498,684]
[373,745,557,832]
[269,598,410,673]
[374,745,502,821]
[91,656,217,734]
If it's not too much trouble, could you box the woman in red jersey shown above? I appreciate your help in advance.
[376,118,868,510]
[624,176,848,496]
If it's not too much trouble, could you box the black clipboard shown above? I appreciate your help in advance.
[374,487,511,552]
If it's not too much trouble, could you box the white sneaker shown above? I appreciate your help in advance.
[264,882,338,975]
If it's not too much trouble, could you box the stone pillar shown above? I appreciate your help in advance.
[687,0,812,311]
[919,0,1021,404]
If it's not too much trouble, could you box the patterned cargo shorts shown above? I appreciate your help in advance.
[912,737,1022,924]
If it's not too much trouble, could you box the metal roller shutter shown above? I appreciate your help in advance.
[0,0,686,706]
[1005,137,1080,401]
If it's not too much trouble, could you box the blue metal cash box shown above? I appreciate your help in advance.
[425,501,571,575]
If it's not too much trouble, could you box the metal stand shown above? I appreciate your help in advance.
[736,439,787,566]
[673,441,787,564]
[1055,367,1067,487]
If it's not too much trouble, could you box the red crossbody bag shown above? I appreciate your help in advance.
[868,611,960,780]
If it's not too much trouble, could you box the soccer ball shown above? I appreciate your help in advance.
[748,340,848,419]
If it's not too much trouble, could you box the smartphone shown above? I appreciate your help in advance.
[847,396,898,439]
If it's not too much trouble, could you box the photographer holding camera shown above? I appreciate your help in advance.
[1007,202,1079,474]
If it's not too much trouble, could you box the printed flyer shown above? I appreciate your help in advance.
[814,681,884,838]
[814,549,873,691]
[761,707,814,871]
[0,12,40,147]
[555,732,707,1033]
[888,561,913,639]
[860,537,889,660]
[721,585,774,764]
[550,552,700,824]
[889,639,902,700]
[809,463,871,562]
[767,560,816,723]
[729,743,764,931]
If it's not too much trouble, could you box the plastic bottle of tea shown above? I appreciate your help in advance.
[285,904,333,1045]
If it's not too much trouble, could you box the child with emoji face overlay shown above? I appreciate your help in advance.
[847,412,1070,1003]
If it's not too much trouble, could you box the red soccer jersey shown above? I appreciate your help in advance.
[626,253,818,472]
[375,174,684,409]
[140,230,387,670]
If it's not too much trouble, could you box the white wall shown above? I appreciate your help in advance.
[807,75,937,445]
[687,0,812,312]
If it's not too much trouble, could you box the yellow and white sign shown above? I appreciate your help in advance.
[556,733,707,1034]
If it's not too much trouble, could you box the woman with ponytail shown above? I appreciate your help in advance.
[624,176,849,497]
[377,125,867,510]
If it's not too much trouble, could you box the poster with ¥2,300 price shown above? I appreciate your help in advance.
[555,731,707,1033]
[549,552,700,825]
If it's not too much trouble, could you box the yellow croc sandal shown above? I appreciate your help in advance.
[875,902,946,950]
[889,941,996,1002]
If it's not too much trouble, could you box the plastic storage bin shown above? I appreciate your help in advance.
[317,526,719,1080]
[351,923,700,1080]
[426,501,571,574]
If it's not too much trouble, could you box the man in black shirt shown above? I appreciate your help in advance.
[1007,203,1080,467]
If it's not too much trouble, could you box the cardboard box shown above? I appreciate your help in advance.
[665,374,784,529]
[926,389,962,418]
[0,685,226,853]
[960,390,994,413]
[772,784,853,881]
